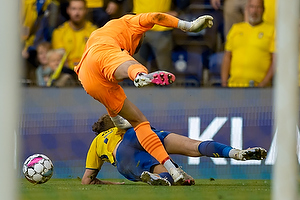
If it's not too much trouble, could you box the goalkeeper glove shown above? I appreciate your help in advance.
[178,15,214,32]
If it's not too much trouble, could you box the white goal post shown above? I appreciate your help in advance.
[272,0,299,199]
[0,1,21,200]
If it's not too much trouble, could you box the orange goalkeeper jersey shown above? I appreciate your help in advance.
[74,13,178,73]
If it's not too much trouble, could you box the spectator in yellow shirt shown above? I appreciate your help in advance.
[263,0,276,26]
[51,0,97,70]
[221,0,275,87]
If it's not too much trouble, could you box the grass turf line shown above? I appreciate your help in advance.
[20,179,271,200]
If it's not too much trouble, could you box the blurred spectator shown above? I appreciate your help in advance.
[263,0,276,25]
[85,0,124,28]
[221,0,275,87]
[130,0,189,73]
[21,0,52,59]
[51,0,97,70]
[35,1,67,43]
[21,0,52,83]
[210,0,247,38]
[46,49,79,87]
[35,42,53,86]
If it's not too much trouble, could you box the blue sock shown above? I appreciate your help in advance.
[198,141,233,158]
[159,172,174,185]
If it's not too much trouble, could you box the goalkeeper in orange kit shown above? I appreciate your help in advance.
[74,12,213,185]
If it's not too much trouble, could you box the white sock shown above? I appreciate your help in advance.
[163,159,177,173]
[229,149,240,158]
[177,20,192,32]
[110,115,132,129]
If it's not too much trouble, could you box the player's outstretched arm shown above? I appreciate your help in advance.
[140,13,213,33]
[81,169,125,185]
[82,168,100,184]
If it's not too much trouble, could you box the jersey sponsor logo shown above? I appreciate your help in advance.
[258,32,264,39]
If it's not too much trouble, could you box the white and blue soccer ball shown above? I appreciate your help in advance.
[23,154,54,184]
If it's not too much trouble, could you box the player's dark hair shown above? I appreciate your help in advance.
[92,114,115,135]
[68,0,87,7]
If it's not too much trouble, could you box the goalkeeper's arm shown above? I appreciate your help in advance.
[139,12,214,33]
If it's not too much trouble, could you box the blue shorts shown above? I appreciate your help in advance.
[115,127,170,181]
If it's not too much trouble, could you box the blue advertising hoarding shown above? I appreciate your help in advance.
[20,87,278,180]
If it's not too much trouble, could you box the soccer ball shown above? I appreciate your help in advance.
[23,154,54,184]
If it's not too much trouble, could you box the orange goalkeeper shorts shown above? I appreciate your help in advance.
[75,44,136,116]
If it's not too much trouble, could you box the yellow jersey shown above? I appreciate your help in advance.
[51,21,97,69]
[225,22,275,87]
[85,0,104,8]
[133,0,173,31]
[85,127,126,169]
[263,0,276,25]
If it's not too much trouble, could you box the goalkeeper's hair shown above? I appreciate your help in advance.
[92,114,115,135]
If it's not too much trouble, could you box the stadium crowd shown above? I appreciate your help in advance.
[21,0,276,88]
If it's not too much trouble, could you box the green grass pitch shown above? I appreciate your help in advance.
[20,178,271,200]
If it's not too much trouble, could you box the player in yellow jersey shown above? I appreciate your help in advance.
[221,0,275,87]
[75,12,213,185]
[81,114,267,186]
[51,0,97,70]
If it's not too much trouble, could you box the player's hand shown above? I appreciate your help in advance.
[106,1,118,15]
[257,81,267,87]
[221,81,227,87]
[210,0,221,10]
[190,15,214,32]
[22,48,29,59]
